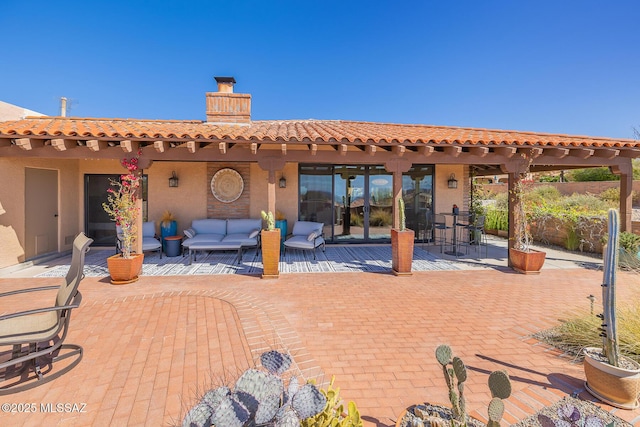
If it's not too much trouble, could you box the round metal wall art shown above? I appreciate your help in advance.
[211,168,244,203]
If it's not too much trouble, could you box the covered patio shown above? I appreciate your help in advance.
[0,76,639,271]
[1,261,639,426]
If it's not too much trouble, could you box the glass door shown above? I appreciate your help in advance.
[367,166,393,241]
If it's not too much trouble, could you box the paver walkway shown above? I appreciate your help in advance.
[1,267,639,426]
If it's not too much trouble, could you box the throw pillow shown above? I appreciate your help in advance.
[249,229,260,239]
[307,231,319,241]
[184,228,196,239]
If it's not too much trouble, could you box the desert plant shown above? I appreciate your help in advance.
[102,151,142,258]
[161,210,176,226]
[261,210,275,231]
[398,198,406,231]
[406,345,511,427]
[182,350,326,427]
[599,209,621,366]
[565,227,581,251]
[300,376,362,427]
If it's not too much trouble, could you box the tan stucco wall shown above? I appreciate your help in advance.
[249,163,298,225]
[0,157,465,270]
[0,158,81,269]
[434,165,465,214]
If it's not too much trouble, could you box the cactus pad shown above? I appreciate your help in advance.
[235,368,284,403]
[254,393,281,424]
[487,397,504,422]
[292,383,328,419]
[488,370,511,399]
[201,386,230,409]
[182,402,213,427]
[210,394,249,427]
[435,345,452,366]
[261,350,292,375]
[452,357,467,382]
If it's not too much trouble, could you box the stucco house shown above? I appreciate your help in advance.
[0,76,638,271]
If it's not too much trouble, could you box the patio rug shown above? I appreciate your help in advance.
[35,246,460,277]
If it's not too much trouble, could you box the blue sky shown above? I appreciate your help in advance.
[1,0,638,139]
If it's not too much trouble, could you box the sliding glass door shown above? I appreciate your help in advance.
[299,164,432,243]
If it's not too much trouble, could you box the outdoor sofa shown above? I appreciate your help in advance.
[182,218,262,263]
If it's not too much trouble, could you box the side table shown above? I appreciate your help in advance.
[164,235,182,257]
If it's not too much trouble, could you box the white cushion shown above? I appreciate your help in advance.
[184,228,196,238]
[249,229,260,239]
[307,231,319,241]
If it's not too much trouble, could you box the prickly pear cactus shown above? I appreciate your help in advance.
[487,371,511,400]
[182,350,326,427]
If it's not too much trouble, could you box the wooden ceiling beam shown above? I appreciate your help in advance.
[309,143,318,156]
[493,147,517,158]
[593,148,619,159]
[153,140,169,153]
[467,146,489,157]
[281,143,287,156]
[186,141,198,154]
[219,142,227,154]
[443,146,461,157]
[543,147,570,158]
[393,145,406,156]
[367,145,376,156]
[419,146,434,157]
[51,138,75,151]
[569,148,594,159]
[14,138,32,150]
[251,142,258,154]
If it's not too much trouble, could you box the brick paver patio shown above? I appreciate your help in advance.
[1,268,639,426]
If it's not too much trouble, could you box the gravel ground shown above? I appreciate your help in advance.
[511,396,633,426]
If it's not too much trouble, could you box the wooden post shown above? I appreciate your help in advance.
[612,161,633,232]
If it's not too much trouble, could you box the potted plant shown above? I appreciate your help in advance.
[583,209,640,409]
[396,345,512,427]
[391,198,414,276]
[260,210,281,279]
[159,210,177,249]
[275,210,287,250]
[102,151,144,284]
[508,156,546,274]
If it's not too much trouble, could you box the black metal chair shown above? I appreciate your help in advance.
[0,233,92,395]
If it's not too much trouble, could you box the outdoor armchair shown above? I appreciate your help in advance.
[0,232,93,395]
[283,221,326,260]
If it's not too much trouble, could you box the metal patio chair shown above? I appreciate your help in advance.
[0,232,93,395]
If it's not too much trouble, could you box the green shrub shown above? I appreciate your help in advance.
[567,167,618,182]
[565,227,580,251]
[485,207,508,231]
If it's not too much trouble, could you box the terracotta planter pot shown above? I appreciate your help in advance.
[391,229,415,276]
[509,248,546,274]
[107,253,144,285]
[583,347,640,409]
[261,229,281,279]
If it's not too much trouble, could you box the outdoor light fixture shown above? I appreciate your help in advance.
[169,171,179,187]
[447,173,458,189]
[279,175,287,188]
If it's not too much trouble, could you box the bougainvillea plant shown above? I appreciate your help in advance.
[102,151,142,258]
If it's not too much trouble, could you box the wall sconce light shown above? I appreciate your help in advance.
[447,173,458,189]
[279,175,287,188]
[169,171,179,187]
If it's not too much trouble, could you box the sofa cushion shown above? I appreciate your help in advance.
[222,234,259,247]
[192,219,227,235]
[227,218,262,235]
[291,221,323,237]
[284,235,325,250]
[184,228,196,238]
[182,234,225,247]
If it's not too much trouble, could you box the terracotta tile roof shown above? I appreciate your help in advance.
[0,116,638,148]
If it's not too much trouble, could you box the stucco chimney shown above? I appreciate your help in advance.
[206,76,251,124]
